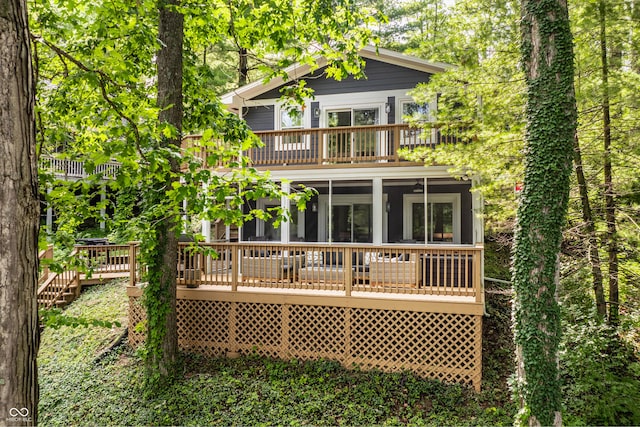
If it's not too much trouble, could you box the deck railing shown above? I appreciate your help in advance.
[40,155,120,179]
[38,245,54,284]
[132,242,484,303]
[74,244,131,274]
[183,123,469,168]
[37,248,80,309]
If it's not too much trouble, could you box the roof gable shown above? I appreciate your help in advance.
[222,46,453,110]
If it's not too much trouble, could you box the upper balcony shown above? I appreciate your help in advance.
[183,122,469,170]
[40,155,120,180]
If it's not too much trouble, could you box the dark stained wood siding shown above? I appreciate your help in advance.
[255,59,432,100]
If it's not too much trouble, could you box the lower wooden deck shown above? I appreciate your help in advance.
[127,283,484,391]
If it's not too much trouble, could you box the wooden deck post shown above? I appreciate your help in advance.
[344,247,352,297]
[474,244,483,304]
[316,129,323,165]
[227,302,239,358]
[129,242,137,287]
[280,304,290,359]
[393,125,400,162]
[231,246,239,291]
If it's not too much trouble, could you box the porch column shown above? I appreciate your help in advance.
[225,196,232,242]
[281,181,290,244]
[202,220,211,243]
[99,186,106,230]
[182,198,188,234]
[472,176,484,245]
[372,177,383,245]
[423,177,428,245]
[201,181,212,243]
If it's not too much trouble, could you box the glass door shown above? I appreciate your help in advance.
[404,193,460,243]
[353,108,378,158]
[329,203,372,243]
[410,201,454,243]
[327,107,379,160]
[327,110,351,160]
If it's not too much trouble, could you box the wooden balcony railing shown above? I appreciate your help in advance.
[131,242,484,303]
[183,123,469,168]
[40,155,120,179]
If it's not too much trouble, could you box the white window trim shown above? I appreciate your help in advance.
[402,193,461,244]
[398,98,437,146]
[397,97,436,123]
[275,104,310,151]
[318,193,388,243]
[321,103,386,128]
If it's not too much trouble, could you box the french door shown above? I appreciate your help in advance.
[326,107,379,160]
[403,194,461,243]
[330,203,372,243]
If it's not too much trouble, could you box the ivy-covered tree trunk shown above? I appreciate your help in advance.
[143,0,183,387]
[0,0,40,423]
[513,0,577,425]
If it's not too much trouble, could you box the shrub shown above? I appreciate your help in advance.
[560,318,640,426]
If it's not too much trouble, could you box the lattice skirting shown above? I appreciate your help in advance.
[128,296,482,390]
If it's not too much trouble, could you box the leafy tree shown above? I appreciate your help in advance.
[31,0,380,388]
[0,0,40,423]
[140,0,183,386]
[400,0,526,232]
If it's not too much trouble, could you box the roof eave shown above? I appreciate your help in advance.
[222,47,454,111]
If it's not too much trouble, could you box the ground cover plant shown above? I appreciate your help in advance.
[38,246,640,425]
[38,280,515,426]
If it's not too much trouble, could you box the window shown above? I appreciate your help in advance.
[317,193,388,243]
[403,194,461,244]
[276,106,309,151]
[401,101,430,122]
[400,100,433,145]
[256,200,303,241]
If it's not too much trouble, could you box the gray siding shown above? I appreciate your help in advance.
[244,105,275,131]
[310,101,320,128]
[255,59,432,100]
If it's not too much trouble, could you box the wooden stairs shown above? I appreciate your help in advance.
[37,247,81,309]
[37,244,131,309]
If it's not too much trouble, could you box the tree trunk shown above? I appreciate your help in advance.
[238,47,248,87]
[143,0,183,386]
[599,0,619,325]
[572,132,606,318]
[631,0,640,73]
[0,0,40,424]
[513,0,576,425]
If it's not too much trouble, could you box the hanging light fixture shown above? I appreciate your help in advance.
[412,180,424,193]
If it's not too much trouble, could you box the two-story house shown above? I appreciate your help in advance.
[210,46,483,248]
[128,46,485,391]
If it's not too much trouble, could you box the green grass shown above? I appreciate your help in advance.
[38,280,515,426]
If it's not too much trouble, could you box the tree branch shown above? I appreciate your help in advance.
[31,33,149,163]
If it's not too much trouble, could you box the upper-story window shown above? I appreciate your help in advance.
[400,100,433,145]
[276,106,310,151]
[401,101,430,122]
